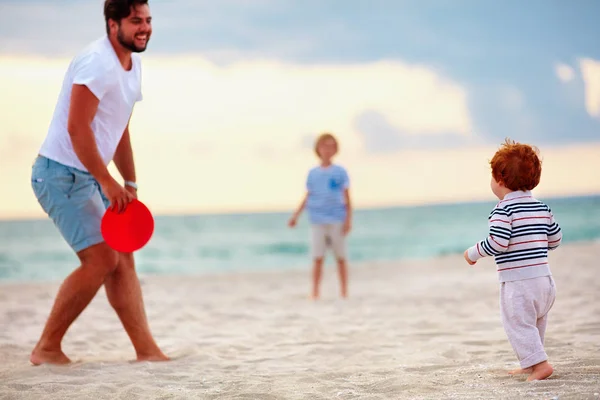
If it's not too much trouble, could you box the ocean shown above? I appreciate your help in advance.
[1,195,599,283]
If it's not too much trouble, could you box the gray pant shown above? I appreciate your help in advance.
[500,276,556,369]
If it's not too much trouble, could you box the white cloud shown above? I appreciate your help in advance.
[0,54,474,217]
[555,63,575,83]
[135,56,474,148]
[579,58,600,118]
[3,54,597,218]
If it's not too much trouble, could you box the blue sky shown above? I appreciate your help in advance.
[2,0,599,150]
[0,1,599,217]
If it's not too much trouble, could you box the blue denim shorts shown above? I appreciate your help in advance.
[31,155,110,253]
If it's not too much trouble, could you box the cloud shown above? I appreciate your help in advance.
[466,82,599,145]
[0,54,472,145]
[0,2,100,57]
[353,110,469,153]
[0,134,38,164]
[1,52,599,218]
[0,53,475,217]
[555,63,575,83]
[124,56,473,157]
[299,134,315,151]
[0,0,341,60]
[579,58,600,118]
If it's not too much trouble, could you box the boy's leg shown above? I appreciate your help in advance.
[526,277,557,381]
[312,259,324,299]
[310,225,327,299]
[537,276,557,344]
[336,259,348,298]
[501,278,554,380]
[330,223,348,298]
[536,315,548,344]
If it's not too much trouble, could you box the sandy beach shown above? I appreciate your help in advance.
[1,241,599,399]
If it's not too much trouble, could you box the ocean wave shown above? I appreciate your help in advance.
[256,242,309,256]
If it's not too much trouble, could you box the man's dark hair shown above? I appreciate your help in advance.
[104,0,149,34]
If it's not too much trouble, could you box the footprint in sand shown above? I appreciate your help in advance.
[442,348,467,360]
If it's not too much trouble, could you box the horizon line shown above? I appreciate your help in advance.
[1,192,597,223]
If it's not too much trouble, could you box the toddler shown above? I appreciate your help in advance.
[464,138,562,381]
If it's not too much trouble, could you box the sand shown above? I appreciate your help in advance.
[1,241,599,399]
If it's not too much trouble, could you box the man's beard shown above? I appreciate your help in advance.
[117,26,148,53]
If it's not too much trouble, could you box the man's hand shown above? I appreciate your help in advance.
[343,219,352,235]
[125,185,138,200]
[464,250,476,265]
[100,178,134,213]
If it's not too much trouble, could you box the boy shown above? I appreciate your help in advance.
[288,133,352,299]
[464,138,562,381]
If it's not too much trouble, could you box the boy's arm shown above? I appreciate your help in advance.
[289,192,308,226]
[467,207,513,263]
[342,168,352,231]
[343,188,352,233]
[547,210,562,250]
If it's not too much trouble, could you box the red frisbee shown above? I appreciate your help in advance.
[101,199,155,253]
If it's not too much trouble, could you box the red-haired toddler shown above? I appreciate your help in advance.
[464,138,562,381]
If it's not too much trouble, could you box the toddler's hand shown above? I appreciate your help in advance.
[464,250,476,265]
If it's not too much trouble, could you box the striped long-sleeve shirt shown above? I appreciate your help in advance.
[467,190,562,283]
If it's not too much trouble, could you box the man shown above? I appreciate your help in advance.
[29,0,168,365]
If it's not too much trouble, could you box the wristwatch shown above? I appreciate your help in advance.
[124,180,138,190]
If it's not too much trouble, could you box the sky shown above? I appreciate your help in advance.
[0,0,599,219]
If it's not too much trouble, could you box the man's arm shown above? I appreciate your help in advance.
[113,118,136,186]
[466,207,513,263]
[68,84,132,211]
[67,84,112,184]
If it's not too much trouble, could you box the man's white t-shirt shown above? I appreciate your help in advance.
[39,35,143,172]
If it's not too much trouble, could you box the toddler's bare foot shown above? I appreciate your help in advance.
[527,361,553,381]
[508,367,532,375]
[310,293,319,300]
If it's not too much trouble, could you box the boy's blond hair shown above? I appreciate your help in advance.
[314,132,339,157]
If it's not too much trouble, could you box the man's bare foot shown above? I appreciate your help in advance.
[527,361,553,381]
[136,352,170,362]
[30,346,71,366]
[508,367,532,375]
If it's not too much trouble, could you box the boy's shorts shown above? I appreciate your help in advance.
[31,155,110,253]
[310,223,347,260]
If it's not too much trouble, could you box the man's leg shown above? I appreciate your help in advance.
[104,252,168,361]
[30,243,119,365]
